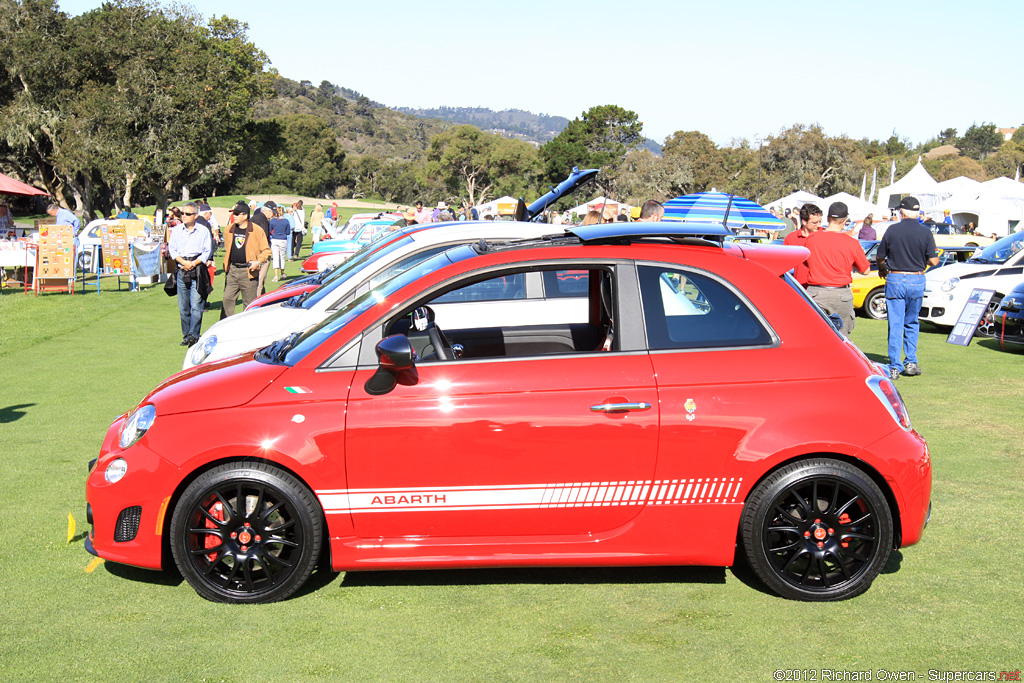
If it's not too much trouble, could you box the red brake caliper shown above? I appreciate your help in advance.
[205,501,225,562]
[839,512,851,548]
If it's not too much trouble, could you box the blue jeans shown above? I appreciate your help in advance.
[884,272,925,372]
[177,268,204,341]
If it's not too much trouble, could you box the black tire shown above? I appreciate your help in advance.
[740,459,893,601]
[170,462,323,604]
[864,288,887,320]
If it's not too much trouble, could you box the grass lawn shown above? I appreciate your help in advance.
[1,255,1022,681]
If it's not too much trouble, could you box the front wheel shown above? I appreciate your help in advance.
[864,288,887,320]
[974,295,1003,338]
[740,459,893,601]
[170,462,323,603]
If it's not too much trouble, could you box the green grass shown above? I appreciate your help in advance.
[1,264,1022,681]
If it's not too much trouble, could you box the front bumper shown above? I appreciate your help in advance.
[85,421,181,570]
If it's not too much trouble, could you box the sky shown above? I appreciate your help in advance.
[55,0,1024,147]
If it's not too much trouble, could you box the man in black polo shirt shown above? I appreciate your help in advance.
[877,196,939,380]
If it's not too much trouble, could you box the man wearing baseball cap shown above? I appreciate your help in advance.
[876,196,939,379]
[804,201,870,334]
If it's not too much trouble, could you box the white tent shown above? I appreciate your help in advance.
[979,176,1024,200]
[930,190,1024,237]
[818,192,888,221]
[876,161,942,211]
[565,196,632,219]
[935,176,982,198]
[764,190,824,213]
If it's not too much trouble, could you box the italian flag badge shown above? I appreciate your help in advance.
[285,386,313,394]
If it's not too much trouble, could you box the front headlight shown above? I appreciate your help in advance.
[190,335,217,366]
[941,276,960,292]
[119,404,156,449]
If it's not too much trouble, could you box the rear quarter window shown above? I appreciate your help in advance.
[638,265,772,350]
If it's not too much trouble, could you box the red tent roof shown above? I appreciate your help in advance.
[0,172,49,197]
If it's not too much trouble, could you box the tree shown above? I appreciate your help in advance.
[615,149,692,204]
[0,0,268,216]
[939,128,958,144]
[982,141,1024,180]
[758,124,866,199]
[957,123,1003,160]
[539,104,643,191]
[661,131,725,194]
[426,125,538,205]
[258,114,344,197]
[931,156,987,182]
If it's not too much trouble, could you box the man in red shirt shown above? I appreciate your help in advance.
[783,203,822,285]
[805,201,870,333]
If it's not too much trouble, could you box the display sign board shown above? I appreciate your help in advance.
[946,289,997,346]
[100,222,131,272]
[36,224,75,279]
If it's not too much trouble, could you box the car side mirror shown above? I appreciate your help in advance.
[365,335,418,395]
[376,334,415,371]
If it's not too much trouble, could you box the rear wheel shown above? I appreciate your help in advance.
[864,288,887,320]
[170,462,322,604]
[740,459,893,601]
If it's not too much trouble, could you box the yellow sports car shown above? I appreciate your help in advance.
[852,246,980,319]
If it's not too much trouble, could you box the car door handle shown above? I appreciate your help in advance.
[590,402,652,413]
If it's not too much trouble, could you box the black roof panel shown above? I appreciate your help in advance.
[569,222,732,244]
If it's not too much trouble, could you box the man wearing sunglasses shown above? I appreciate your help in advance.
[167,202,212,346]
[221,201,271,317]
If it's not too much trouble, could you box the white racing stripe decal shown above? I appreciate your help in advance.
[317,478,742,515]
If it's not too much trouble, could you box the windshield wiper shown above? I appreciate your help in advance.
[274,332,302,362]
[283,291,312,308]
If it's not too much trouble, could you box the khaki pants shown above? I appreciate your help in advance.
[257,260,270,295]
[807,284,856,334]
[221,266,258,318]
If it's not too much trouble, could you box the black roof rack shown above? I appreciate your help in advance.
[569,222,732,244]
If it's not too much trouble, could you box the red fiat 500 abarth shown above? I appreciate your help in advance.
[86,223,931,603]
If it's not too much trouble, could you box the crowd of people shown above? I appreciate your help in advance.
[780,198,938,379]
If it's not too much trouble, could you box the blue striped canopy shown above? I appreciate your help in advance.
[663,192,786,231]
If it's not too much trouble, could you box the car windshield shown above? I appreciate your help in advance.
[301,236,413,309]
[971,231,1024,264]
[278,245,478,366]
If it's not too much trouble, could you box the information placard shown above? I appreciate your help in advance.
[946,289,996,346]
[100,222,130,272]
[36,224,75,279]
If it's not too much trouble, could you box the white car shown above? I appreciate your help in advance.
[77,218,154,271]
[920,230,1024,328]
[185,221,582,369]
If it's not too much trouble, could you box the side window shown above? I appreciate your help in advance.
[433,273,526,303]
[638,265,772,350]
[542,269,589,298]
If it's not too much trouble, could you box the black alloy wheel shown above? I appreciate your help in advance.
[170,462,322,604]
[740,459,893,601]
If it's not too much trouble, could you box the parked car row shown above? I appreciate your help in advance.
[86,220,932,605]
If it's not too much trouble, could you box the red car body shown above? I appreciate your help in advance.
[245,283,317,310]
[86,224,930,603]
